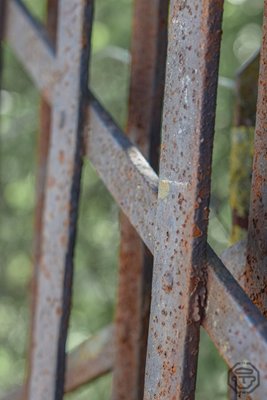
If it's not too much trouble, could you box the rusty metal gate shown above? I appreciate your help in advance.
[1,0,267,399]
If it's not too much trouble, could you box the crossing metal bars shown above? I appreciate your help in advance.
[1,0,267,399]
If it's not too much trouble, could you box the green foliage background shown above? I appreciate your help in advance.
[0,0,263,398]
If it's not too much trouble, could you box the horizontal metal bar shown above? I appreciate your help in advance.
[86,95,267,397]
[1,325,113,400]
[5,0,55,102]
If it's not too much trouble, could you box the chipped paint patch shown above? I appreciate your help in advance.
[158,179,170,199]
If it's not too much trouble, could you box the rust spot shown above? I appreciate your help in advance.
[58,150,65,164]
[56,306,62,316]
[47,176,56,188]
[192,224,202,238]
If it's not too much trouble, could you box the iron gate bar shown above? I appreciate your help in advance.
[112,0,168,397]
[32,0,58,384]
[245,0,267,317]
[5,0,55,103]
[3,0,267,398]
[2,324,114,400]
[87,93,159,252]
[143,1,223,398]
[85,96,267,397]
[6,0,94,398]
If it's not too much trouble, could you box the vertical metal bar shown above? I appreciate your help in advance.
[245,2,267,316]
[26,1,93,399]
[228,52,259,400]
[112,2,168,399]
[33,0,58,320]
[144,1,223,399]
[27,1,58,398]
[229,53,258,244]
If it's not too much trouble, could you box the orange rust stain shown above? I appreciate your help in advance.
[56,306,62,316]
[60,235,68,246]
[47,176,56,188]
[192,224,202,238]
[58,150,65,164]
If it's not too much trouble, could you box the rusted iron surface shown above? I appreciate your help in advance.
[112,0,168,398]
[14,1,94,398]
[245,1,267,318]
[204,247,267,400]
[143,1,223,398]
[28,1,58,397]
[5,0,55,103]
[85,95,267,396]
[230,53,259,243]
[1,325,114,400]
[87,93,159,252]
[221,240,247,284]
[4,0,267,397]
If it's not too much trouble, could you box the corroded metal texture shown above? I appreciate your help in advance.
[27,1,93,398]
[112,0,168,398]
[230,53,259,243]
[143,1,223,398]
[1,325,114,400]
[87,94,159,252]
[28,1,58,397]
[4,0,267,398]
[86,95,267,395]
[205,247,267,400]
[5,0,95,398]
[245,1,267,317]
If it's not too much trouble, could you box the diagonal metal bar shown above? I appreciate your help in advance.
[87,93,159,253]
[5,0,56,103]
[204,247,267,400]
[4,1,267,395]
[143,1,223,398]
[1,324,114,400]
[112,0,168,398]
[245,1,267,317]
[65,324,114,392]
[85,95,267,397]
[25,1,94,399]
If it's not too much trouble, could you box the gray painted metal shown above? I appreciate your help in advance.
[1,325,113,400]
[112,0,168,398]
[87,93,159,252]
[205,248,267,400]
[5,0,55,103]
[3,0,267,398]
[4,1,94,398]
[26,1,93,397]
[85,98,267,397]
[144,1,223,398]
